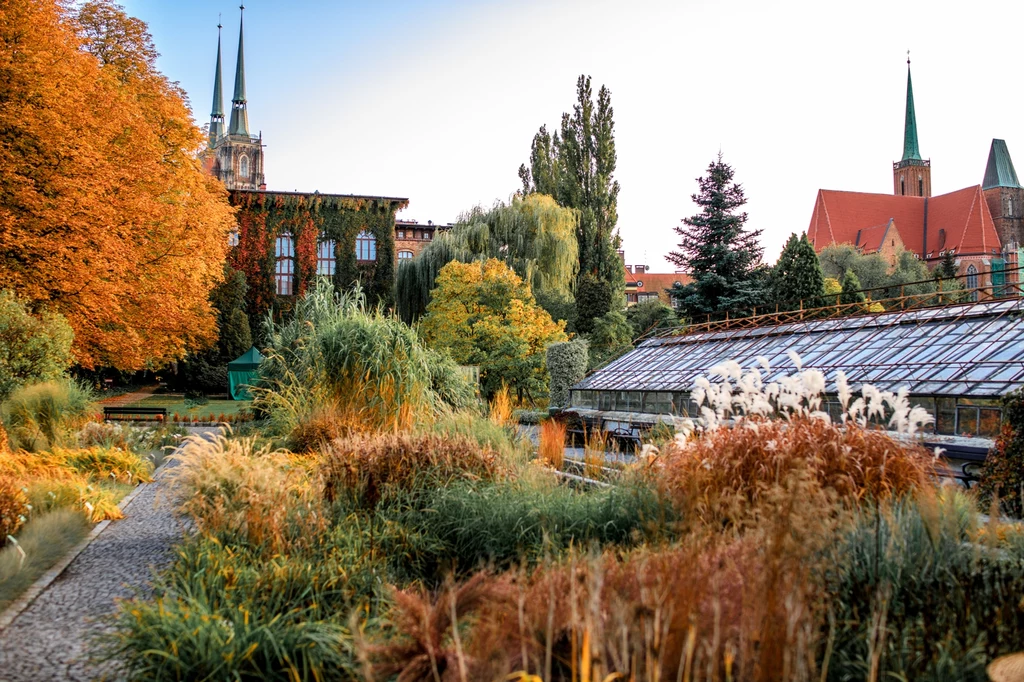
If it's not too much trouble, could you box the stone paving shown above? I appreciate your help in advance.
[0,428,215,681]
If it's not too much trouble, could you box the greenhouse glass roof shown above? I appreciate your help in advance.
[573,299,1024,398]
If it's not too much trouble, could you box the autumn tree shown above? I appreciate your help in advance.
[419,259,567,402]
[0,0,235,370]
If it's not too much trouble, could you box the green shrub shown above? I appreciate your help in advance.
[546,339,588,408]
[425,347,478,411]
[1,379,96,452]
[978,388,1024,517]
[626,298,678,338]
[0,290,74,401]
[587,309,633,369]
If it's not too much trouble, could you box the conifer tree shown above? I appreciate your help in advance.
[668,154,766,320]
[770,233,825,310]
[840,269,866,305]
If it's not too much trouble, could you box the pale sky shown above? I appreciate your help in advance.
[122,0,1024,271]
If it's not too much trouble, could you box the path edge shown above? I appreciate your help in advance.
[0,460,169,634]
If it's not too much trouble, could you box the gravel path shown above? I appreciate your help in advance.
[0,428,216,681]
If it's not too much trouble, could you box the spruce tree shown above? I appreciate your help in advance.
[668,154,766,320]
[840,269,866,305]
[770,233,825,310]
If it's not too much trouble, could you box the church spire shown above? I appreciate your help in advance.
[228,5,249,137]
[902,54,921,162]
[209,21,225,145]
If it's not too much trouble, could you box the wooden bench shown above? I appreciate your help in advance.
[102,406,167,422]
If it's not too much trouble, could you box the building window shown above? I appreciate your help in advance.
[239,154,249,179]
[900,178,905,195]
[918,177,924,196]
[1009,196,1015,216]
[398,250,414,260]
[275,233,294,296]
[228,230,239,247]
[966,264,978,302]
[397,230,405,239]
[317,240,336,276]
[356,230,377,262]
[425,231,432,240]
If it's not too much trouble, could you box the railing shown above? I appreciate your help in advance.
[656,263,1024,338]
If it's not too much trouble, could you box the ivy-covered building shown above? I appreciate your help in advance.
[204,9,411,317]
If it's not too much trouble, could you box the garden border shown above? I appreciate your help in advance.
[0,459,168,634]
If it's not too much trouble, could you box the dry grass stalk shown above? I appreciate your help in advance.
[489,385,515,428]
[583,429,607,481]
[538,420,566,471]
[320,432,515,510]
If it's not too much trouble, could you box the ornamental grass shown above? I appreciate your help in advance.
[656,417,934,525]
[320,432,515,511]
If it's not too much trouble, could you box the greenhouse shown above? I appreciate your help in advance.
[569,298,1024,457]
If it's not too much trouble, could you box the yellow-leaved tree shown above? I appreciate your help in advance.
[0,0,235,369]
[419,258,567,402]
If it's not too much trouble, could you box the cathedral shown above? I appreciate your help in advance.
[202,8,446,318]
[806,60,1022,290]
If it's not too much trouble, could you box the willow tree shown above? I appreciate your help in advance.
[396,193,578,323]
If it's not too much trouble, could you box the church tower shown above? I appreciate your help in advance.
[983,139,1024,249]
[893,57,931,198]
[207,6,265,191]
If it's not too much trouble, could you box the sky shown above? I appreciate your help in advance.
[122,0,1024,271]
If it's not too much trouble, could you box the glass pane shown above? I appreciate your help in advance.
[956,406,979,437]
[936,398,956,434]
[979,409,1002,438]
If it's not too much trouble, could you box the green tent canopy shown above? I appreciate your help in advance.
[227,346,263,400]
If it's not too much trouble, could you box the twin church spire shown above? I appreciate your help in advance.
[205,5,264,191]
[209,6,249,145]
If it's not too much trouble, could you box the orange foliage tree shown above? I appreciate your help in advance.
[0,0,235,369]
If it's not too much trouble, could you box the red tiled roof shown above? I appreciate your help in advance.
[636,272,690,294]
[853,220,894,253]
[807,186,1001,258]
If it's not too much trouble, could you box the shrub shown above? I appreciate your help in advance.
[1,379,96,452]
[586,309,633,370]
[0,475,29,542]
[546,339,588,408]
[55,446,153,484]
[978,388,1024,517]
[0,290,74,401]
[320,433,515,511]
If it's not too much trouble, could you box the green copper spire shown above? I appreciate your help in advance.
[983,139,1022,190]
[228,5,249,137]
[209,22,224,145]
[902,57,921,162]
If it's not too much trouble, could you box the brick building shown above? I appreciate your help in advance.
[394,220,451,262]
[806,60,1022,291]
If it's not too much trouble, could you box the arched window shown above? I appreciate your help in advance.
[398,250,414,261]
[966,264,978,302]
[900,178,905,195]
[275,233,294,295]
[317,240,336,276]
[918,177,924,196]
[355,230,377,262]
[239,154,249,179]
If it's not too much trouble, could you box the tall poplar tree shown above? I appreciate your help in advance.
[520,75,625,314]
[668,154,766,320]
[770,233,825,310]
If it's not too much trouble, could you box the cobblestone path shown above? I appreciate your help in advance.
[0,428,215,681]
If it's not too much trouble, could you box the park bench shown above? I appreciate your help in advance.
[102,406,167,422]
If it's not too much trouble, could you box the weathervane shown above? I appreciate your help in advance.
[907,49,911,66]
